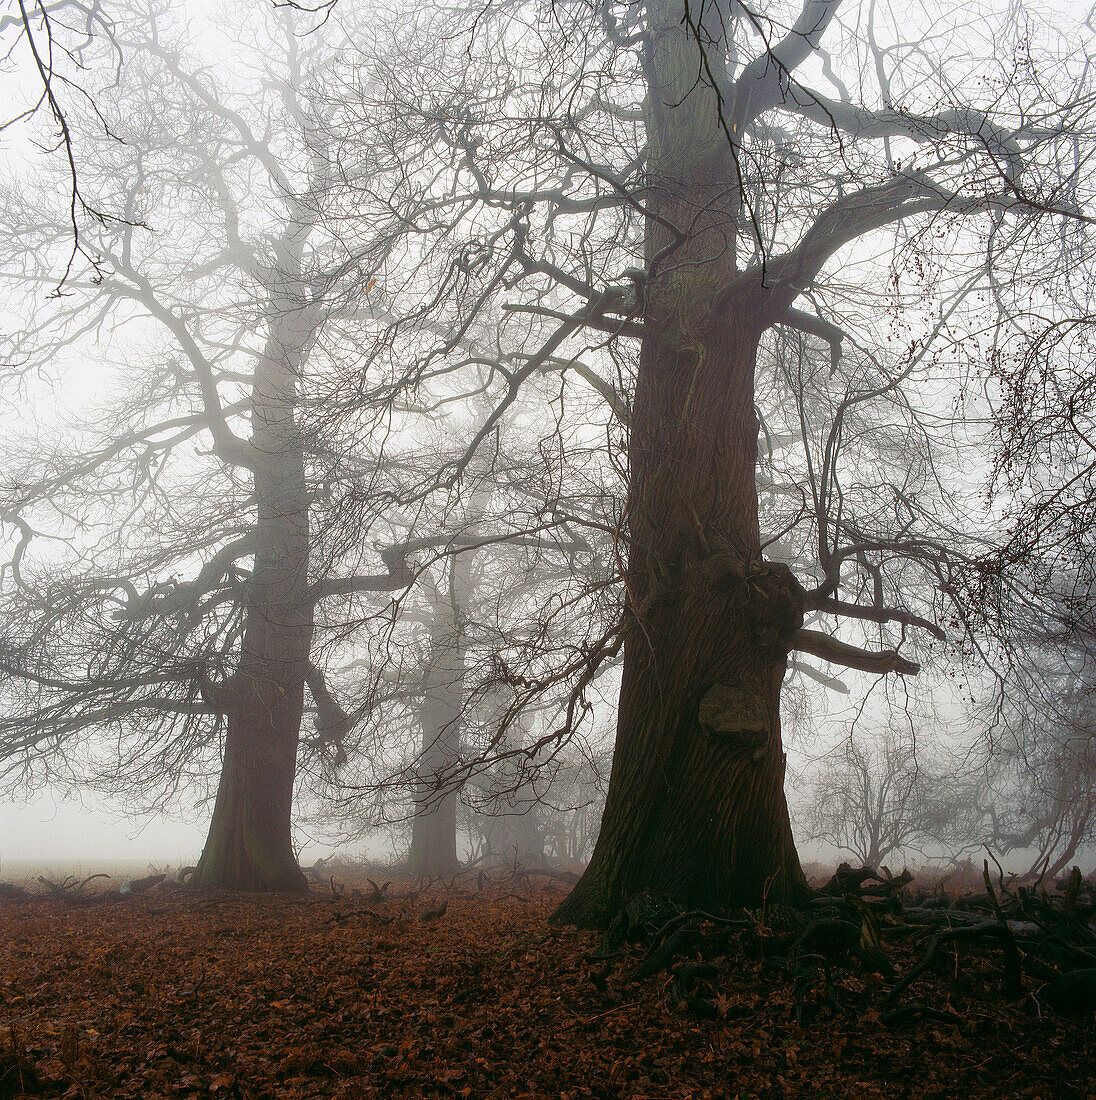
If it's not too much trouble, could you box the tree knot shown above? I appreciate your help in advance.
[697,683,769,761]
[743,560,806,654]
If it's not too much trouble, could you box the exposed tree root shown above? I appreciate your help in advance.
[590,862,1096,1025]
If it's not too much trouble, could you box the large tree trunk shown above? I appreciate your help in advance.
[406,556,472,878]
[553,0,807,926]
[192,262,314,893]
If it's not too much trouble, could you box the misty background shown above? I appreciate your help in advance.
[2,0,1095,894]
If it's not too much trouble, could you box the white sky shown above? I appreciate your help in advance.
[0,787,352,871]
[0,789,208,867]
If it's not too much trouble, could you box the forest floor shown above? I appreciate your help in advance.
[0,869,1093,1099]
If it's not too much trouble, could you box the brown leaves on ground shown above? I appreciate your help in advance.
[0,878,1093,1099]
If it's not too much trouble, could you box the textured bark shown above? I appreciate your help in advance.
[553,0,807,926]
[192,259,314,894]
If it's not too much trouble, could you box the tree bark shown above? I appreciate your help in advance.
[191,259,314,893]
[553,0,807,926]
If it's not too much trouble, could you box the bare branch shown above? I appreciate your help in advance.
[792,627,920,676]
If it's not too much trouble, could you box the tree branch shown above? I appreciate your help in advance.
[806,594,947,640]
[792,627,920,675]
[748,174,945,309]
[776,306,846,373]
[312,543,415,601]
[782,95,1027,185]
[788,657,850,692]
[731,0,843,133]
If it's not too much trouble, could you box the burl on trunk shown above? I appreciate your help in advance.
[552,304,809,926]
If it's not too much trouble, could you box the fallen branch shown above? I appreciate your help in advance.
[421,899,449,922]
[325,908,392,926]
[37,873,110,897]
[883,921,1022,1007]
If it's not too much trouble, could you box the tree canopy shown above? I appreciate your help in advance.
[1,0,1095,911]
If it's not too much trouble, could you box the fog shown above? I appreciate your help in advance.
[0,792,207,868]
[1,0,1095,909]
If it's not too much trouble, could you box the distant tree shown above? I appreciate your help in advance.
[405,551,474,877]
[807,719,963,868]
[324,445,608,874]
[461,700,613,870]
[970,597,1096,880]
[968,211,1096,878]
[0,2,415,890]
[981,744,1096,882]
[469,708,550,870]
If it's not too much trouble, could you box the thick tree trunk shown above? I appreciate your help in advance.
[192,264,314,893]
[408,795,460,877]
[191,678,308,893]
[407,556,471,878]
[553,0,806,926]
[191,469,311,892]
[549,345,810,925]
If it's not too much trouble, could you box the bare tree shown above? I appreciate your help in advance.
[0,1,414,889]
[312,0,1096,924]
[970,593,1096,880]
[470,716,611,870]
[808,719,961,868]
[321,436,610,872]
[4,0,1093,918]
[1,0,135,285]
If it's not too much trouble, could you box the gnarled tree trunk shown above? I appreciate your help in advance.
[553,0,807,926]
